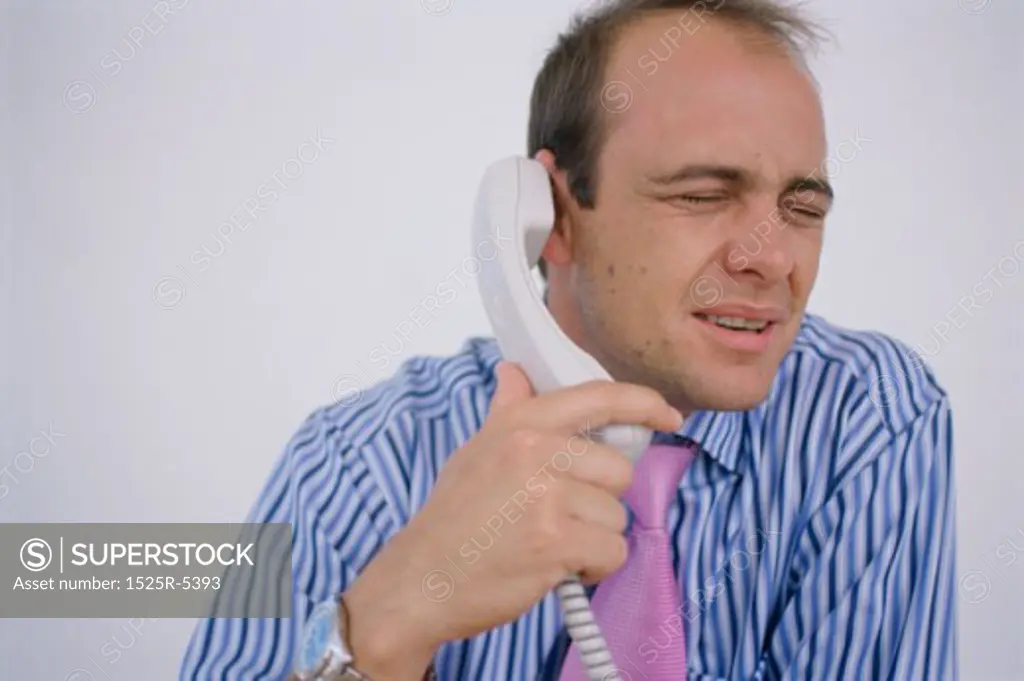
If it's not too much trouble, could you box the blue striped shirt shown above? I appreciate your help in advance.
[180,312,958,680]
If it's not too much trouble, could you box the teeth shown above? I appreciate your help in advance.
[704,314,769,331]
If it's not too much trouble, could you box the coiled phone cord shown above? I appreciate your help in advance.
[555,575,622,681]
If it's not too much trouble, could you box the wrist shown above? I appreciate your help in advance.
[344,576,440,681]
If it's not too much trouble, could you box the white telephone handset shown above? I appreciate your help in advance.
[472,155,651,460]
[472,156,651,681]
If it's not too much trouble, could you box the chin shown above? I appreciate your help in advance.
[688,385,771,412]
[676,364,778,412]
[670,319,796,412]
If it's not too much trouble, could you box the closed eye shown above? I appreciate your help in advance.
[680,195,727,204]
[783,201,828,221]
[792,207,824,218]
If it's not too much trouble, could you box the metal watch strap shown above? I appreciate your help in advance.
[332,594,370,680]
[338,594,439,681]
[289,661,437,681]
[292,594,438,681]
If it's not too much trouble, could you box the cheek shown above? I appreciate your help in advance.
[581,206,716,304]
[790,231,823,296]
[578,215,650,284]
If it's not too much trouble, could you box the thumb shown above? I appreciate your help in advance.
[489,361,535,412]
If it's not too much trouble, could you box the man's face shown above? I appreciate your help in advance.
[545,14,832,413]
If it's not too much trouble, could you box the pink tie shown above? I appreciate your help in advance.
[559,442,698,681]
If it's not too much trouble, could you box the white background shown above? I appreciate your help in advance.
[1,0,1021,678]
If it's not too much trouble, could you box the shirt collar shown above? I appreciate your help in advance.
[662,408,745,474]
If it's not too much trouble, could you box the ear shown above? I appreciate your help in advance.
[532,149,575,271]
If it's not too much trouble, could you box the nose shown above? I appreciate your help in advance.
[719,199,795,283]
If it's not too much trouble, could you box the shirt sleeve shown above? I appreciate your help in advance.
[178,411,370,680]
[764,394,958,681]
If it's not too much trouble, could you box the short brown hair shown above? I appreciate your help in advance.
[527,0,828,277]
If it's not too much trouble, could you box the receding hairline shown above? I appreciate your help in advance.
[528,1,830,173]
[594,11,824,139]
[598,1,828,68]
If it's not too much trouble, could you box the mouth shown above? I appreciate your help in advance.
[692,308,784,353]
[693,313,772,334]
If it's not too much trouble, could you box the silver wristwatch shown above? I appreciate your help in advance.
[294,593,368,680]
[293,593,437,681]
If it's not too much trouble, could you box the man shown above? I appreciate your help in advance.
[181,0,957,679]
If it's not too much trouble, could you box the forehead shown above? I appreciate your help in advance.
[599,13,827,181]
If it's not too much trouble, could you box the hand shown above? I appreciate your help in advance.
[343,361,683,680]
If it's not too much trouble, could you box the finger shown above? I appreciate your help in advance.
[513,379,683,436]
[525,434,632,497]
[559,479,628,534]
[488,361,535,413]
[561,520,629,584]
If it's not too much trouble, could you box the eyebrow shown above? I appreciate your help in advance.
[787,176,834,201]
[644,164,835,201]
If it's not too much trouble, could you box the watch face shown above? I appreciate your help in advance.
[299,601,335,672]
